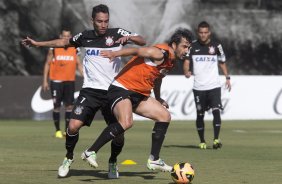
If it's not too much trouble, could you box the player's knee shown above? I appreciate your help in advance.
[119,118,133,130]
[156,109,171,122]
[196,113,204,127]
[196,112,204,122]
[65,105,73,111]
[212,108,221,123]
[68,120,83,134]
[53,107,60,112]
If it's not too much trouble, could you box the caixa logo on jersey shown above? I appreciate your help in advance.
[194,55,217,62]
[86,49,100,56]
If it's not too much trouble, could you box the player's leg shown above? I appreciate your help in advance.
[85,86,134,161]
[63,81,75,134]
[134,96,172,172]
[64,105,73,136]
[193,89,206,149]
[58,88,98,177]
[209,88,223,149]
[50,81,63,138]
[85,99,130,154]
[102,104,124,179]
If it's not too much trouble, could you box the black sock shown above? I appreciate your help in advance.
[65,111,71,132]
[65,129,79,160]
[53,111,60,131]
[150,122,169,161]
[88,123,125,153]
[196,114,205,143]
[212,109,221,140]
[109,133,125,163]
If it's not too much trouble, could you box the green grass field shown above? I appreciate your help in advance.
[0,119,281,184]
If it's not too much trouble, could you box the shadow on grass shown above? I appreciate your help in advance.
[56,169,158,181]
[164,144,214,149]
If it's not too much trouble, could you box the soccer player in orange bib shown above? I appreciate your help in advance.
[82,28,193,172]
[42,30,83,139]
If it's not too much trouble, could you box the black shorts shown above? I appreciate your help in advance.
[70,88,117,126]
[193,87,223,113]
[50,81,75,108]
[107,85,147,112]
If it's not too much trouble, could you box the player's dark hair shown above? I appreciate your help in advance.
[61,29,71,33]
[198,21,210,29]
[168,28,193,46]
[92,4,109,18]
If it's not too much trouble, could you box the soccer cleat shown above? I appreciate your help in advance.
[81,150,98,168]
[147,158,173,172]
[55,130,63,138]
[199,142,207,149]
[213,139,222,149]
[58,157,73,177]
[108,162,119,179]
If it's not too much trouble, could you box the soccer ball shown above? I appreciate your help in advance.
[171,162,195,184]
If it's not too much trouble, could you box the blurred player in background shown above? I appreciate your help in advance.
[183,21,231,149]
[22,4,146,179]
[42,30,83,139]
[81,28,193,173]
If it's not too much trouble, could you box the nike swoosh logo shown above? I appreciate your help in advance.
[195,49,200,52]
[31,86,80,113]
[109,132,116,138]
[151,162,165,166]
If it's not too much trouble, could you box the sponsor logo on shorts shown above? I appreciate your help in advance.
[74,105,84,115]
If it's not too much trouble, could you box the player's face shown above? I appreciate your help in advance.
[173,38,191,60]
[198,27,211,44]
[60,31,72,39]
[92,12,109,35]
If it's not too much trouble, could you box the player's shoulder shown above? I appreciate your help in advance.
[153,43,169,50]
[80,29,96,38]
[190,40,200,50]
[71,29,94,42]
[210,39,223,47]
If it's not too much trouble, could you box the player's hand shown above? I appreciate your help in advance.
[21,36,37,48]
[157,98,169,109]
[100,50,115,62]
[185,71,192,78]
[115,36,130,45]
[42,82,49,91]
[226,79,231,92]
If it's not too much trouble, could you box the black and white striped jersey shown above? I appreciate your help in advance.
[70,28,138,90]
[186,39,226,90]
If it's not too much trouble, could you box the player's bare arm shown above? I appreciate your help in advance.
[115,35,146,46]
[100,46,164,63]
[183,59,192,78]
[219,62,231,92]
[42,49,53,91]
[76,56,84,77]
[21,37,71,48]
